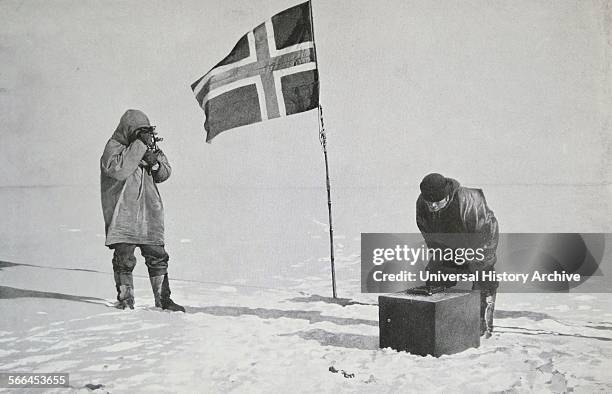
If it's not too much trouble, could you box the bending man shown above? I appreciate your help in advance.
[416,173,498,336]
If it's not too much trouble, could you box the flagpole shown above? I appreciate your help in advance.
[318,106,337,299]
[309,1,337,299]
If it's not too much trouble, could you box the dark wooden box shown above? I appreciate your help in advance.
[378,290,480,357]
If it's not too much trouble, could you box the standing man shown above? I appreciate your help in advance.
[416,173,498,337]
[100,109,184,312]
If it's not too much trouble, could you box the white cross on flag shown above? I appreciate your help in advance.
[191,1,319,142]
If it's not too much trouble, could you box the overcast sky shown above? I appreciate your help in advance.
[1,0,610,190]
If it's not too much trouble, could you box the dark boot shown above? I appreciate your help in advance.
[114,272,134,310]
[150,274,184,312]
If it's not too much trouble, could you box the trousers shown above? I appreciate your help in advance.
[111,243,169,278]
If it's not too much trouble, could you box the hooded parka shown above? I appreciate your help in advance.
[100,109,171,246]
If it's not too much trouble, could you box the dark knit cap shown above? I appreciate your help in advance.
[420,173,451,202]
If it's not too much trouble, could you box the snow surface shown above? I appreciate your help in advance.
[2,264,612,393]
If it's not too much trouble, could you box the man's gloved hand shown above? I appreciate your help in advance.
[143,150,159,167]
[136,129,155,148]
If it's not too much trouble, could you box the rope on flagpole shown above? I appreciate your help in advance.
[309,0,337,299]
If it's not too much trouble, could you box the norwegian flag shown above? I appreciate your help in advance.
[191,1,319,142]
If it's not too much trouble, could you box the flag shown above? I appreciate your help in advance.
[191,1,319,142]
